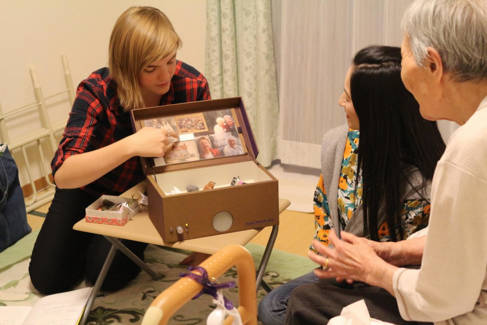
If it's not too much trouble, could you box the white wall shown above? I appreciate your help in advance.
[0,1,206,185]
[0,0,207,140]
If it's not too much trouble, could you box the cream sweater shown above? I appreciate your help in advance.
[393,97,487,324]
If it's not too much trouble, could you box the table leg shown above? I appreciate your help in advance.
[79,244,117,325]
[104,236,163,280]
[255,224,279,292]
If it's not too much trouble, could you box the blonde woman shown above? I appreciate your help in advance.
[29,6,210,294]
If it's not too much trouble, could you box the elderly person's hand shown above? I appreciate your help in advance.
[365,235,425,267]
[308,230,398,295]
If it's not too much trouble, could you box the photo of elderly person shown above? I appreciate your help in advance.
[305,0,487,324]
[197,136,221,159]
[223,114,235,131]
[212,116,227,146]
[222,135,243,156]
[260,45,444,325]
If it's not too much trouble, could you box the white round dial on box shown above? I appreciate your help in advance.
[212,211,234,232]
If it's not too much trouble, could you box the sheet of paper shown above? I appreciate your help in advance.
[0,306,31,325]
[22,287,92,325]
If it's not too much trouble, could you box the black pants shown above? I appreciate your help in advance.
[285,278,431,325]
[29,188,147,295]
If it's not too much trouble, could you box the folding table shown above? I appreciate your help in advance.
[73,180,290,325]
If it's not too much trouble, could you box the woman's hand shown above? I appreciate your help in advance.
[54,126,178,189]
[308,230,397,295]
[125,127,177,157]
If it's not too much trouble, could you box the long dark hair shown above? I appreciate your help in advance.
[350,45,445,241]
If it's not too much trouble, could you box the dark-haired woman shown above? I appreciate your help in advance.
[258,45,444,325]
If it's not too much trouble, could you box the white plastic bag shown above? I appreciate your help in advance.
[207,291,243,325]
[328,300,397,325]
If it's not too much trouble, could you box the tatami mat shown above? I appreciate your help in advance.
[249,210,314,257]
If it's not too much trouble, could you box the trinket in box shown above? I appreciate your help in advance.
[85,195,139,226]
[130,97,279,242]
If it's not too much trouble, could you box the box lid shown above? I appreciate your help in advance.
[130,97,259,174]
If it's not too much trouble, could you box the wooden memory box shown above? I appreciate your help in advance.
[130,97,279,243]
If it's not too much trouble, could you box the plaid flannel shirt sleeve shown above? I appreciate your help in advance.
[51,79,105,177]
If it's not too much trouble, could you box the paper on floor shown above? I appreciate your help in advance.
[0,287,92,325]
[328,299,396,325]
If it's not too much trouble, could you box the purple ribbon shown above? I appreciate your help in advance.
[180,266,236,310]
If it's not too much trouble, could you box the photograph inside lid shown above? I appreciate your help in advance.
[142,107,246,167]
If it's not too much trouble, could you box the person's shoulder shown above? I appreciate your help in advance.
[174,60,207,82]
[441,106,487,180]
[78,67,115,95]
[322,124,348,144]
[81,67,111,86]
[172,61,210,101]
[321,124,349,172]
[75,67,118,110]
[450,105,487,148]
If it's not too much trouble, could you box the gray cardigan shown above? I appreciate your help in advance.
[321,125,431,239]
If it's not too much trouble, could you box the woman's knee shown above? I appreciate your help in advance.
[258,285,292,325]
[29,257,83,295]
[258,272,318,325]
[29,188,97,294]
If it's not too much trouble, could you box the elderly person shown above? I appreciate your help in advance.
[302,0,487,324]
[223,136,243,156]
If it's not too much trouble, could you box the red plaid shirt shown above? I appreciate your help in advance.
[52,61,211,196]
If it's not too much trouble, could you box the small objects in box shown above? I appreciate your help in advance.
[186,184,199,192]
[230,176,245,186]
[85,195,140,226]
[163,176,253,195]
[203,181,216,190]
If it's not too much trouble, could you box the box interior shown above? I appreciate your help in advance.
[85,195,133,219]
[153,160,274,195]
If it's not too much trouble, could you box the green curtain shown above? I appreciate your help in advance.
[206,0,279,167]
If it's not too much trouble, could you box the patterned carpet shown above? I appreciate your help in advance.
[1,213,316,325]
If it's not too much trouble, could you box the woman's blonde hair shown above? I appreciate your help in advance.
[109,6,182,109]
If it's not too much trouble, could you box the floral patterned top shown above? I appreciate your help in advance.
[312,130,430,247]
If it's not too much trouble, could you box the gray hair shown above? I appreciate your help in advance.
[401,0,487,81]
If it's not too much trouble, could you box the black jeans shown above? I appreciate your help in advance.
[285,278,432,325]
[29,187,147,295]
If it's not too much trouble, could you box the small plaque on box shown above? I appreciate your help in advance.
[85,195,139,226]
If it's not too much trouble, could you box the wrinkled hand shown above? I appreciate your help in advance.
[127,127,178,158]
[364,239,398,265]
[308,230,396,289]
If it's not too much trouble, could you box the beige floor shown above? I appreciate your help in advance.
[27,214,44,231]
[249,209,315,257]
[27,203,315,258]
[27,202,50,231]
